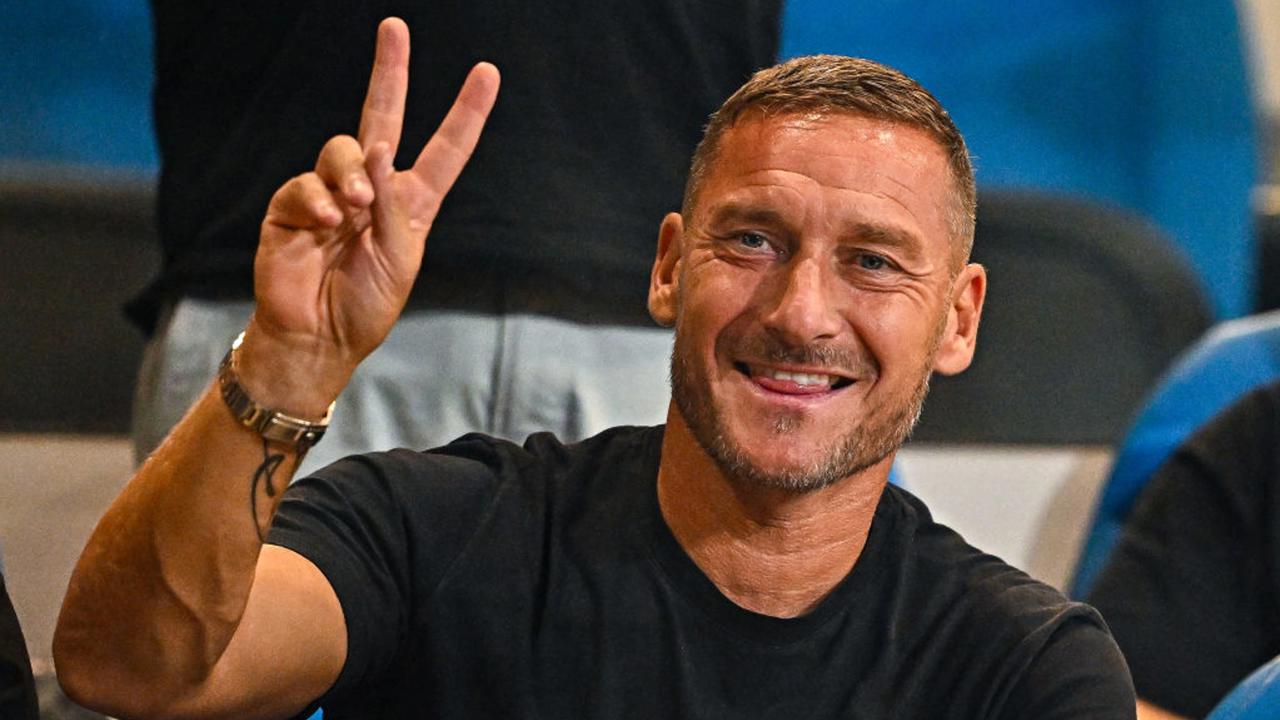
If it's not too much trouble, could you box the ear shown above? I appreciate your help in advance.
[648,213,685,327]
[932,263,987,376]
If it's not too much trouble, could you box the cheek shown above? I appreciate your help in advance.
[676,276,759,367]
[680,264,758,327]
[850,292,939,371]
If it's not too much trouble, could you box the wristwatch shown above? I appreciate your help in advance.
[218,332,334,451]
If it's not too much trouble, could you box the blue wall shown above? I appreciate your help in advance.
[0,0,155,172]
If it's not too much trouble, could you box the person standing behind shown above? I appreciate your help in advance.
[131,1,781,472]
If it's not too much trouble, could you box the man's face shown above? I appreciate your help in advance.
[650,111,983,492]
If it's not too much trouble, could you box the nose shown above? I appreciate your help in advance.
[759,256,845,344]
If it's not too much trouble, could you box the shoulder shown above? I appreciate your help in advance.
[879,486,1086,623]
[878,487,1132,715]
[281,425,663,522]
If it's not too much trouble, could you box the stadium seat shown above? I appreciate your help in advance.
[1208,654,1280,720]
[1071,310,1280,597]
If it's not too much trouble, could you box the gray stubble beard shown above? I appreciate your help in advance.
[668,323,943,494]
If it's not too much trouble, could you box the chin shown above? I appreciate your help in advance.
[734,433,888,493]
[669,336,924,494]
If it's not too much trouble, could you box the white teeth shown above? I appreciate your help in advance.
[770,369,835,387]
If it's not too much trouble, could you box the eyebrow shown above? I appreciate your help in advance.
[846,222,925,252]
[703,202,791,229]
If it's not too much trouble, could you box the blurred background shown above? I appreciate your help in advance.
[3,0,1280,702]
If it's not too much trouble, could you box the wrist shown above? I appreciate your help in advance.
[231,317,356,420]
[219,334,333,450]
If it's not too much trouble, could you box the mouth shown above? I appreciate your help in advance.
[734,362,856,396]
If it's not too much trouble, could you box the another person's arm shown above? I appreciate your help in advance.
[52,18,498,719]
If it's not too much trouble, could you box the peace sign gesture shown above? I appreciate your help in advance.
[244,17,499,413]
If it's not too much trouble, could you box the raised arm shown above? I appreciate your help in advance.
[53,18,498,719]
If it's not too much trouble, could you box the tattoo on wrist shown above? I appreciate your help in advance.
[250,438,286,543]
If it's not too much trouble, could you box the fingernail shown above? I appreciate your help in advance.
[349,177,370,196]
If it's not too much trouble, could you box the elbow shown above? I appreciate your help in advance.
[52,646,119,718]
[52,629,132,717]
[53,627,179,719]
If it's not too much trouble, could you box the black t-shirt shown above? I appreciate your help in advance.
[1087,381,1280,718]
[0,575,38,720]
[135,0,781,331]
[270,426,1134,718]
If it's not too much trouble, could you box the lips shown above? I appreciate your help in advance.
[737,363,855,395]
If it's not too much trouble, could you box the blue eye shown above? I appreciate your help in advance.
[739,232,767,249]
[857,254,887,271]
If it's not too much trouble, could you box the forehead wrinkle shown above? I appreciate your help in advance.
[700,176,811,220]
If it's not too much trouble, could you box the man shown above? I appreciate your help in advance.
[54,18,1134,719]
[1088,379,1280,719]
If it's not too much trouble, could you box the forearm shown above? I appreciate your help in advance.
[54,325,347,713]
[54,21,497,712]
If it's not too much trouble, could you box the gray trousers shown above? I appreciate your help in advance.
[133,299,674,476]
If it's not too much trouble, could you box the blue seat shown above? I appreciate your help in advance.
[1208,654,1280,720]
[1071,310,1280,597]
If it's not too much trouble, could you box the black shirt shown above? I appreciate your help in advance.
[0,575,38,720]
[1087,381,1280,718]
[135,0,781,331]
[271,426,1135,718]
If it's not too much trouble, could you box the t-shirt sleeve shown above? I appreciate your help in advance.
[995,615,1136,720]
[267,447,504,706]
[1085,384,1280,718]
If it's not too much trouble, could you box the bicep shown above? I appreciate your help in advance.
[173,546,347,720]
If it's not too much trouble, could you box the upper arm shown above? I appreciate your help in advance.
[171,545,347,720]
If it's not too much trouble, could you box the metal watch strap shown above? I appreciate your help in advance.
[218,332,333,451]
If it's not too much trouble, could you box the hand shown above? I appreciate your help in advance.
[244,17,499,411]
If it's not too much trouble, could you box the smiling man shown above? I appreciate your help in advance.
[54,19,1134,720]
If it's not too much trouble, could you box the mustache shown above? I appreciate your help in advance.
[721,332,878,377]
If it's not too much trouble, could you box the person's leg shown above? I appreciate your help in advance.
[300,310,503,473]
[494,314,673,444]
[131,299,254,465]
[133,299,505,474]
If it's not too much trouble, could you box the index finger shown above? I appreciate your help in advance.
[357,17,410,152]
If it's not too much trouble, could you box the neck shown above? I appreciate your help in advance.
[657,406,890,618]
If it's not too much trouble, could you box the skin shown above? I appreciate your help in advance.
[53,19,988,718]
[648,113,986,617]
[53,19,499,719]
[1136,699,1188,720]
